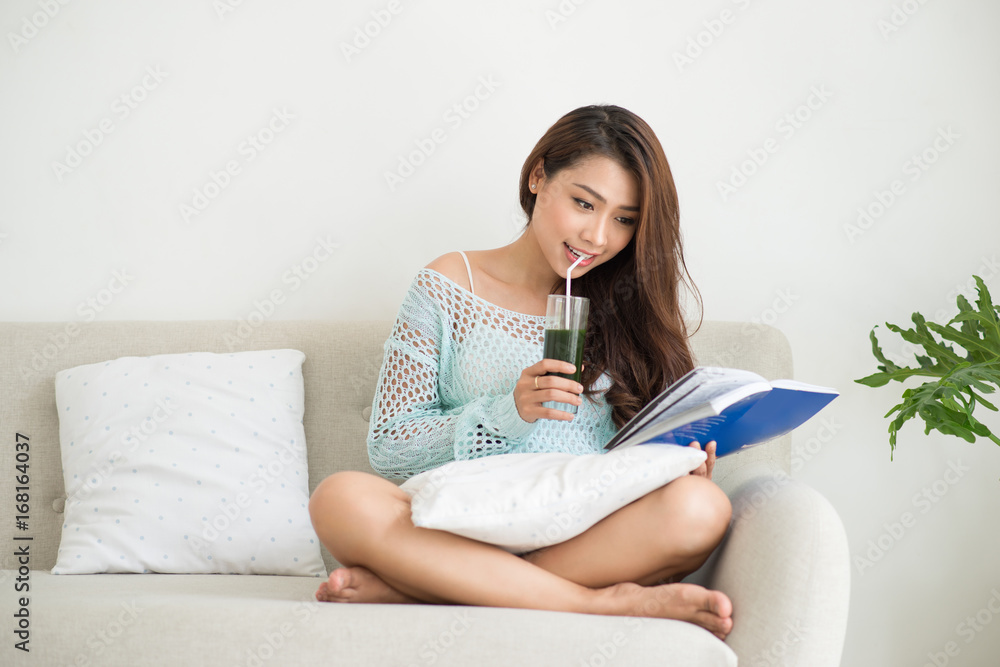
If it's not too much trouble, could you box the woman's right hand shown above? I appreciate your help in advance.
[514,359,584,423]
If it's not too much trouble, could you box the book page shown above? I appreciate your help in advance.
[649,374,761,424]
[769,378,838,394]
[606,367,764,449]
[625,381,770,444]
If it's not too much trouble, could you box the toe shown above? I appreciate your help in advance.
[711,591,733,619]
[697,610,732,639]
[322,569,355,601]
[328,568,348,593]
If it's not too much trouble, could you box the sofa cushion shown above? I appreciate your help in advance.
[401,444,706,553]
[15,571,737,666]
[50,349,325,577]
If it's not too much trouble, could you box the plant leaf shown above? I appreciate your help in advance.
[856,274,1000,456]
[855,367,942,387]
[867,326,899,372]
[926,321,993,359]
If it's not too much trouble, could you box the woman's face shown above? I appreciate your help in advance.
[530,155,640,280]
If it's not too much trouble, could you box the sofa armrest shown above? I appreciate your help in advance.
[685,464,851,666]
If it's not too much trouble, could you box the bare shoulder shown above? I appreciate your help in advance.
[423,252,472,291]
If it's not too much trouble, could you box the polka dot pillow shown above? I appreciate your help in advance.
[51,349,326,577]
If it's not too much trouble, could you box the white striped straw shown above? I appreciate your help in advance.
[565,253,585,329]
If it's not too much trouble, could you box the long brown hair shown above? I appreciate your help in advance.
[518,105,703,430]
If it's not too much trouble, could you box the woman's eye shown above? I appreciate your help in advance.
[574,198,594,211]
[617,217,637,225]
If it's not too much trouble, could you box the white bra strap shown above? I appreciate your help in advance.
[457,251,475,295]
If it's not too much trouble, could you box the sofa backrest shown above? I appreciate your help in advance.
[0,320,792,571]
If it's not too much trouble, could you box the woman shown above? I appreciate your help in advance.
[308,105,734,640]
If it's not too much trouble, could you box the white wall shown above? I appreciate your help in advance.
[2,1,999,664]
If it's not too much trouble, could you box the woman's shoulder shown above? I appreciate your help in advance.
[423,252,473,293]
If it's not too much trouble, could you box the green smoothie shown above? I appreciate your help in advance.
[543,328,586,382]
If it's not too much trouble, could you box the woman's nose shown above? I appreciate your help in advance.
[581,215,610,248]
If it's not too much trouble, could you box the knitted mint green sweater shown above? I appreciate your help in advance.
[367,268,619,479]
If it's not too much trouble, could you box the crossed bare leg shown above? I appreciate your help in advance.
[310,471,735,640]
[315,565,733,640]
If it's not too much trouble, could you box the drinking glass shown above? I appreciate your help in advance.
[541,294,589,415]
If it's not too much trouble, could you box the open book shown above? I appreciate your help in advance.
[604,367,838,456]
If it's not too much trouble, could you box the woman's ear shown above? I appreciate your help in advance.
[532,158,546,184]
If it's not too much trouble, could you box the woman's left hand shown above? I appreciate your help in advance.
[687,440,717,480]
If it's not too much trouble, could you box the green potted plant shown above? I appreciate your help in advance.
[856,275,1000,459]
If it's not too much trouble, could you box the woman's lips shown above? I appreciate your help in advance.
[565,243,595,266]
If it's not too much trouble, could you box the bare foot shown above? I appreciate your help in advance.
[598,582,734,640]
[315,566,420,604]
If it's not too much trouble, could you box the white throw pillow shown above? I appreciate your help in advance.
[400,444,707,554]
[51,349,326,577]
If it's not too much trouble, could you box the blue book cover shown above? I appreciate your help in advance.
[604,368,838,456]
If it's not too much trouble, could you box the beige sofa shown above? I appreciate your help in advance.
[0,320,850,666]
